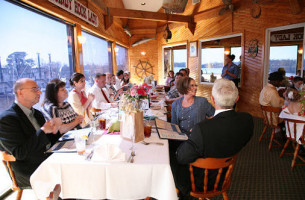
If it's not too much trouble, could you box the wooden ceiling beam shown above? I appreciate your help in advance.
[130,29,157,35]
[108,7,195,35]
[108,7,192,24]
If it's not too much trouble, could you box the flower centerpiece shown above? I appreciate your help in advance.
[120,83,151,112]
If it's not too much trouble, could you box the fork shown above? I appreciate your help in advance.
[85,149,94,161]
[142,141,164,146]
[130,150,136,163]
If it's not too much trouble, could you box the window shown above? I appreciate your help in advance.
[173,49,187,73]
[201,47,224,82]
[0,0,74,113]
[230,47,242,66]
[163,44,187,81]
[82,31,112,86]
[116,44,128,72]
[200,35,242,84]
[269,45,298,76]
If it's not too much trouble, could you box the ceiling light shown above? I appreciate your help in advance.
[141,2,146,5]
[141,51,146,56]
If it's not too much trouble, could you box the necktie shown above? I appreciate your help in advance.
[101,89,111,103]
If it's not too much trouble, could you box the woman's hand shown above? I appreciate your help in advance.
[75,115,84,124]
[88,94,95,102]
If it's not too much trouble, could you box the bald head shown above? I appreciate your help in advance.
[14,78,34,95]
[14,78,42,108]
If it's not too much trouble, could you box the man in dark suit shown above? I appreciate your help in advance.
[0,78,61,188]
[176,78,254,198]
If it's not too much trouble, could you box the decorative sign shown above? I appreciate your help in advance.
[248,39,259,58]
[271,33,303,42]
[48,0,98,27]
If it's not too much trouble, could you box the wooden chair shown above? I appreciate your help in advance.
[259,105,283,150]
[189,155,238,200]
[165,100,173,122]
[0,151,23,200]
[46,184,61,200]
[280,118,305,170]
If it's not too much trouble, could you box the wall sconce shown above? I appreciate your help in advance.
[115,47,119,53]
[298,49,303,54]
[77,36,86,44]
[141,51,146,56]
[224,50,230,55]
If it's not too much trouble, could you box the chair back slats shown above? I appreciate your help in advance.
[283,118,305,141]
[261,106,282,127]
[203,169,208,193]
[222,164,234,190]
[189,155,237,199]
[213,168,223,192]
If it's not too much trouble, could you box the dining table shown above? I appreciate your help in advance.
[30,101,178,200]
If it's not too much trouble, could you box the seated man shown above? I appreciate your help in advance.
[0,78,61,188]
[259,71,285,126]
[176,78,253,197]
[88,73,117,109]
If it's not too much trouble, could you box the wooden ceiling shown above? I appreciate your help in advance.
[91,0,303,46]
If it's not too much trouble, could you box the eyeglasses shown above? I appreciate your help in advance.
[20,87,41,92]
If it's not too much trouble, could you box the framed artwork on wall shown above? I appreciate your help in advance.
[189,41,197,57]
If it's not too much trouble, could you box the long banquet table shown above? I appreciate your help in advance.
[30,107,178,200]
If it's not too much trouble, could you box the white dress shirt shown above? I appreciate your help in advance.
[115,77,122,90]
[88,84,113,109]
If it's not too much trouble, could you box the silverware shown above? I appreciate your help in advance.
[85,149,94,161]
[130,150,136,163]
[141,141,164,146]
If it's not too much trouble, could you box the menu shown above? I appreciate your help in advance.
[155,119,188,141]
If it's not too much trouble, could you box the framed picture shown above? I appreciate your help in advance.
[189,41,197,57]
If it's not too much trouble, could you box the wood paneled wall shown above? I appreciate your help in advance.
[129,0,305,118]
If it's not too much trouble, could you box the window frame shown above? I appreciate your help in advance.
[199,33,243,85]
[264,23,305,86]
[162,42,187,83]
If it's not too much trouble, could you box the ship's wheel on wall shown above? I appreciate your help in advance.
[133,59,154,80]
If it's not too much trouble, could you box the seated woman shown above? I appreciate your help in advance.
[41,79,84,143]
[170,76,215,197]
[121,71,133,89]
[109,74,123,100]
[171,76,215,135]
[279,88,305,143]
[67,73,95,127]
[165,70,174,86]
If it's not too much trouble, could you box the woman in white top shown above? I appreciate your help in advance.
[67,73,95,127]
[279,88,305,143]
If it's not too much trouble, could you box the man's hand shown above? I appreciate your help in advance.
[41,118,62,134]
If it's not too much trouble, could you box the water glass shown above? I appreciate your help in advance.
[74,134,86,155]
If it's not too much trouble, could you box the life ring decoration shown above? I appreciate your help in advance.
[133,59,154,80]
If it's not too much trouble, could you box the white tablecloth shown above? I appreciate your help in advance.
[30,131,177,200]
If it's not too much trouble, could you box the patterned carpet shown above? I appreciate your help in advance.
[210,117,305,200]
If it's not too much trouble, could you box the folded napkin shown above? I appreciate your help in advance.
[91,144,125,162]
